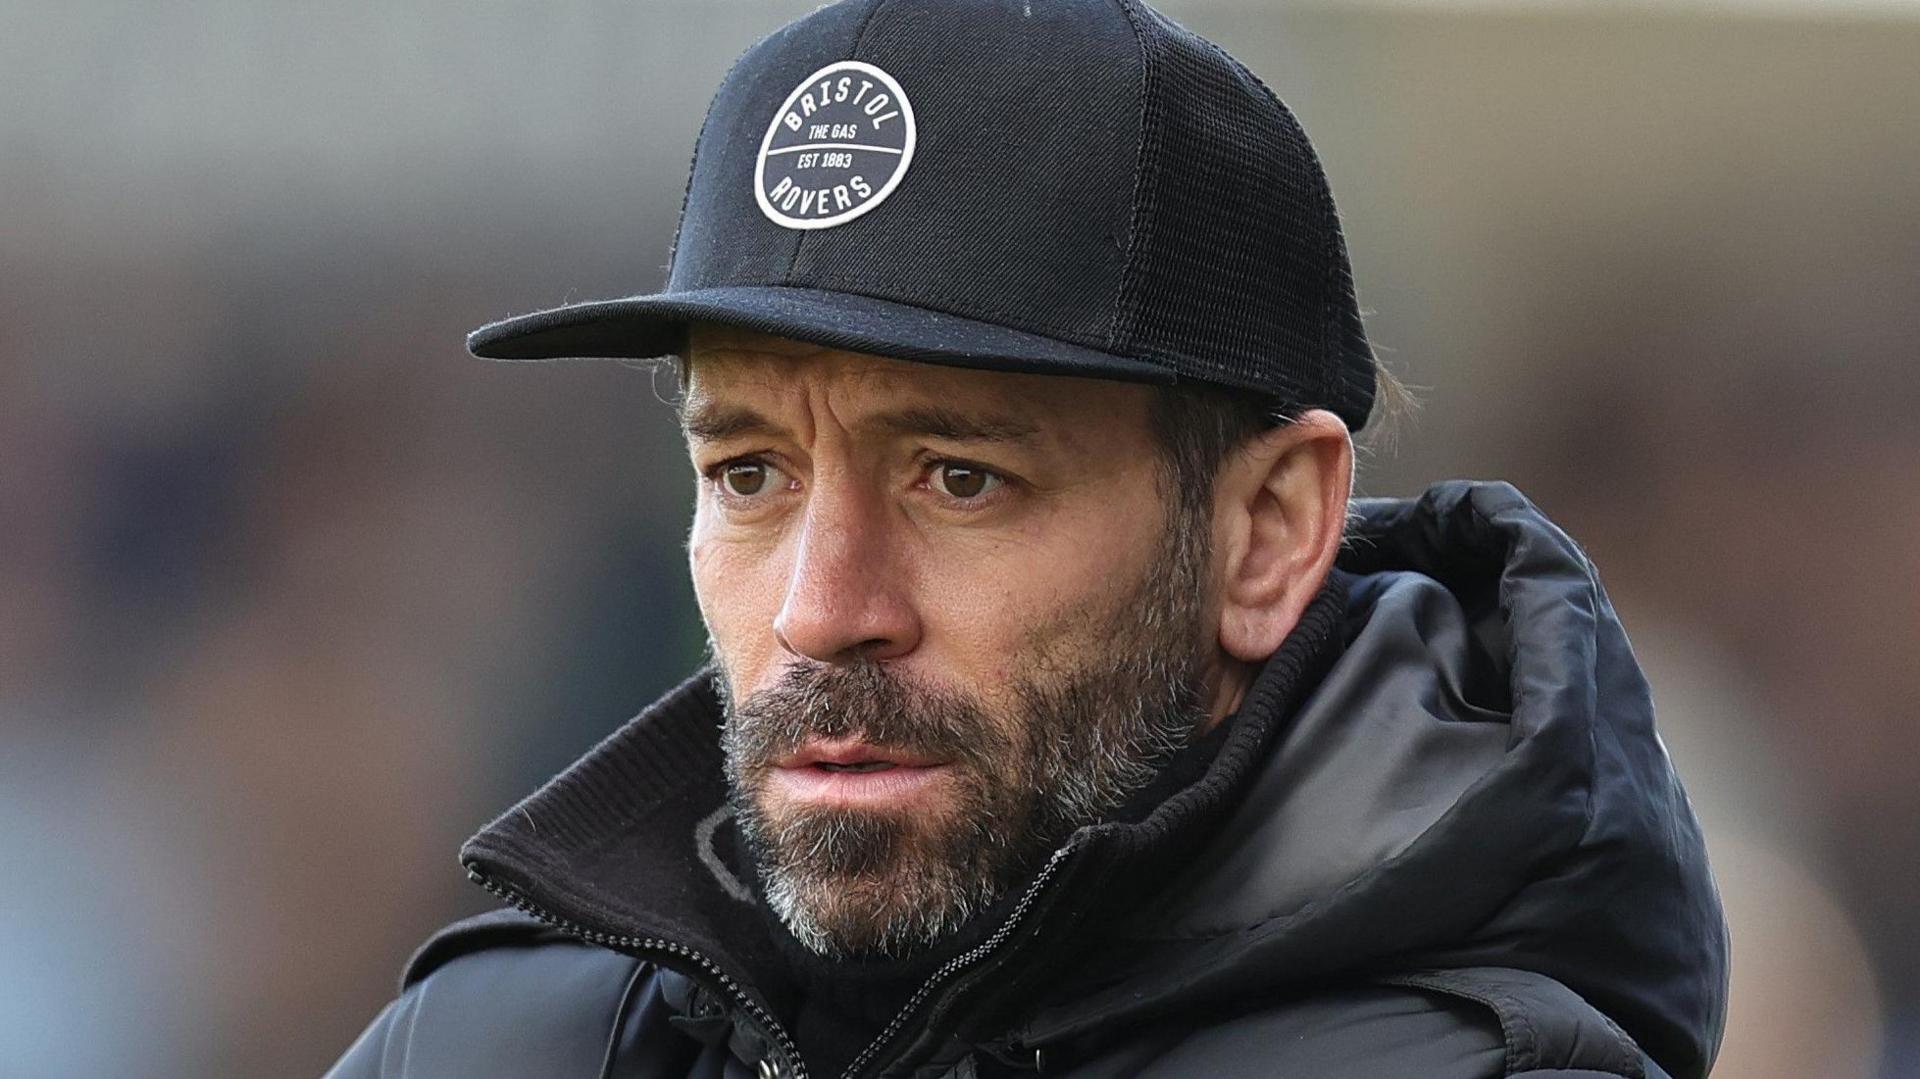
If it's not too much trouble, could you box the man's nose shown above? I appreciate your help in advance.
[772,480,921,664]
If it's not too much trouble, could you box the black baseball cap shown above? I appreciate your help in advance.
[468,0,1377,431]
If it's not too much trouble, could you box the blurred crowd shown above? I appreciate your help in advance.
[3,2,1915,1075]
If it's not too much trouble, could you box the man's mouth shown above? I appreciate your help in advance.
[774,738,945,769]
[813,760,896,774]
[768,739,951,806]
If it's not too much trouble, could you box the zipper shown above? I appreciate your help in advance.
[468,842,1075,1079]
[836,844,1075,1079]
[465,863,811,1078]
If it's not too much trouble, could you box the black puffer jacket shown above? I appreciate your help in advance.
[328,481,1728,1079]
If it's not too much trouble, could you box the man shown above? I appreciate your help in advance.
[331,0,1727,1075]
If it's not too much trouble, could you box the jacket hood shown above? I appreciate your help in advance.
[1026,480,1729,1079]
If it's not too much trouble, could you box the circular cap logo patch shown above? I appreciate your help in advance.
[755,61,916,230]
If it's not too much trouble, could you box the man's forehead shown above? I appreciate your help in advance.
[688,327,956,394]
[681,325,1151,435]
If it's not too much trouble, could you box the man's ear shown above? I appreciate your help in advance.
[1212,409,1353,663]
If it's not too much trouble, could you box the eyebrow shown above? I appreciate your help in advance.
[680,402,1044,447]
[680,402,776,443]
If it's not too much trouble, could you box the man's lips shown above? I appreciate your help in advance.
[767,739,952,806]
[771,738,946,770]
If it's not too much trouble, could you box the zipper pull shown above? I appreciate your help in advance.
[756,1059,782,1079]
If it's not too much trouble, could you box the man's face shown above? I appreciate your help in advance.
[683,327,1214,957]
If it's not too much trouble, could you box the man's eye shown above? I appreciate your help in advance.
[720,461,771,497]
[932,462,1002,500]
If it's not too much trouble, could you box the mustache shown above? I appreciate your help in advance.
[722,660,1011,771]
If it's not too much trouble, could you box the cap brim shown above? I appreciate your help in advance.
[466,285,1175,385]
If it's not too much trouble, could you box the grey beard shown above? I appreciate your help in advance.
[718,520,1211,959]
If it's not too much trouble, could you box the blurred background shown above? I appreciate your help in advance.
[3,0,1915,1074]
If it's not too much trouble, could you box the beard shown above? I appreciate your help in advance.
[718,511,1212,959]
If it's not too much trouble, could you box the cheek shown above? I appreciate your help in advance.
[690,521,789,692]
[914,507,1162,692]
